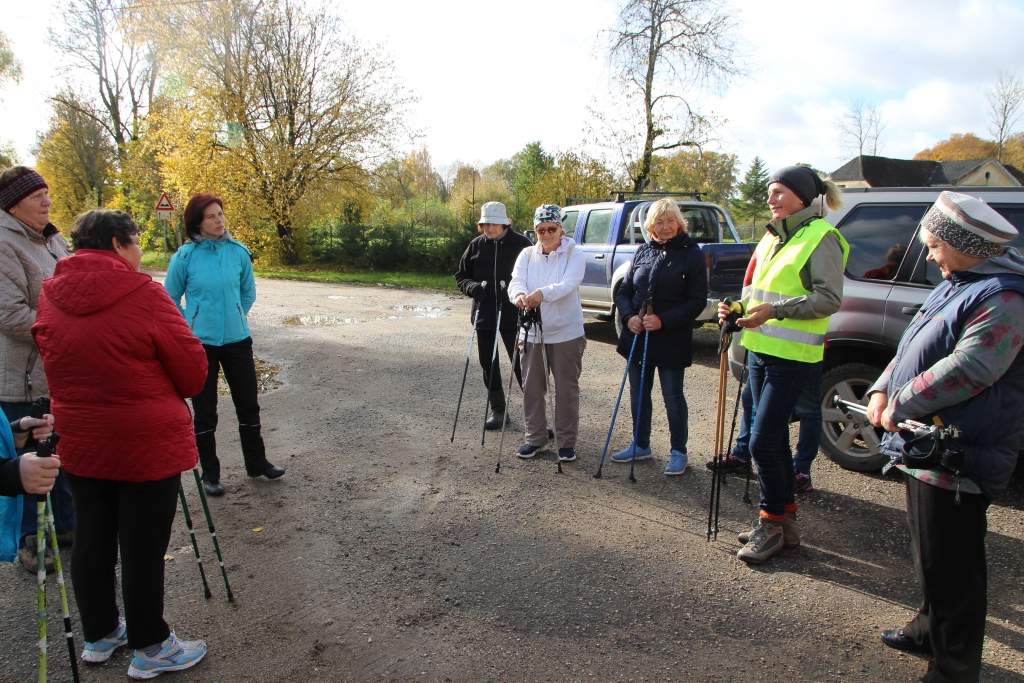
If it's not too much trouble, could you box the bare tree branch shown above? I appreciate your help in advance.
[988,72,1024,163]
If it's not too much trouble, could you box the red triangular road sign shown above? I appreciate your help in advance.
[155,193,175,211]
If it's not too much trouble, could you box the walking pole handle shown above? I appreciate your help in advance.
[29,398,59,460]
[721,297,743,334]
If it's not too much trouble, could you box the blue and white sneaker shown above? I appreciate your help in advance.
[664,449,688,476]
[127,632,207,680]
[82,618,128,663]
[610,443,652,463]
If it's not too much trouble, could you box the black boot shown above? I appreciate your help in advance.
[196,430,223,495]
[484,410,507,431]
[240,424,285,480]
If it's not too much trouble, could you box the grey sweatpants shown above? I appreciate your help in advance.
[521,335,586,448]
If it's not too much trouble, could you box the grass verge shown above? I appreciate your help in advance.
[141,253,455,293]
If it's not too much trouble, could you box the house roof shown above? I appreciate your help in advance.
[831,155,939,186]
[939,159,986,182]
[831,155,1021,187]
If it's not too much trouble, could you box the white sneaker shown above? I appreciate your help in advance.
[127,632,207,679]
[82,617,128,663]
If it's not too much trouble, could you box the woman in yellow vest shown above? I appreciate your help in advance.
[718,165,848,564]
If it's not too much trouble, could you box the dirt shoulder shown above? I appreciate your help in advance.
[1,278,1021,682]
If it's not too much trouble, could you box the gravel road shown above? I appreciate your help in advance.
[1,277,1022,682]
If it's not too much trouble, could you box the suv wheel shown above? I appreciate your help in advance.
[819,362,887,472]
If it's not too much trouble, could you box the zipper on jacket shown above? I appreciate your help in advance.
[493,238,500,322]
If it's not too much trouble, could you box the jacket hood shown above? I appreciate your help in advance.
[43,249,151,315]
[970,246,1024,278]
[184,232,253,260]
[768,204,822,243]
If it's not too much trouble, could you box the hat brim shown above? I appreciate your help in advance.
[478,218,511,226]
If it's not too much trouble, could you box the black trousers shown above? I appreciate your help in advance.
[192,337,267,482]
[67,473,179,649]
[903,475,989,683]
[477,326,521,412]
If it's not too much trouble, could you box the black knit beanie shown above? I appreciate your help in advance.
[769,166,825,207]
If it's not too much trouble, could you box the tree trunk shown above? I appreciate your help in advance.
[277,222,300,265]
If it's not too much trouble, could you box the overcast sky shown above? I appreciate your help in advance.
[2,0,1023,179]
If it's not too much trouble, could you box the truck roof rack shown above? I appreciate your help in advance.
[612,190,703,202]
[564,190,704,205]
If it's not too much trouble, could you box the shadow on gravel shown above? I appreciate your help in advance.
[607,465,1024,665]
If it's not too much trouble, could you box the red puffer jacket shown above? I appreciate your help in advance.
[32,250,207,482]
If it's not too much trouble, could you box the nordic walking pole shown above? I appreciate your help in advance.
[177,481,212,599]
[708,298,742,540]
[35,433,80,683]
[36,471,47,683]
[45,505,80,682]
[594,332,638,479]
[189,468,234,602]
[495,310,530,474]
[480,281,506,447]
[627,301,653,484]
[451,282,486,442]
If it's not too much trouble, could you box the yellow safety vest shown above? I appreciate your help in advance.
[740,219,848,363]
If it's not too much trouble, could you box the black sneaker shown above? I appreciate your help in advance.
[557,447,576,462]
[484,411,507,431]
[517,442,543,459]
[705,453,749,474]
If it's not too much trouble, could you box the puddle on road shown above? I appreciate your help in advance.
[283,314,360,326]
[388,304,449,319]
[216,356,282,395]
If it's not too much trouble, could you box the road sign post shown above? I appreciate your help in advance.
[155,193,175,254]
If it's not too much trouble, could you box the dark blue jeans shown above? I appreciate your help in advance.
[746,352,811,516]
[627,363,688,453]
[0,400,75,545]
[792,362,823,476]
[732,361,822,477]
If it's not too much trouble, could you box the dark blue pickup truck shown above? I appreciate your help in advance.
[557,197,754,335]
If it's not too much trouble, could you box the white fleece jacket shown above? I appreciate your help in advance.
[508,236,586,343]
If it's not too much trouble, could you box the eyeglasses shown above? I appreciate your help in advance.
[535,226,560,235]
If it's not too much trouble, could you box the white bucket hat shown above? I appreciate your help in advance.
[478,201,512,226]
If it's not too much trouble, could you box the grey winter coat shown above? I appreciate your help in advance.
[0,210,70,402]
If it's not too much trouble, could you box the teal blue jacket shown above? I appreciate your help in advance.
[165,236,256,346]
[0,414,21,562]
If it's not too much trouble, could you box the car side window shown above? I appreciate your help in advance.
[680,208,719,243]
[836,204,929,282]
[914,204,1024,285]
[562,211,579,239]
[581,209,614,245]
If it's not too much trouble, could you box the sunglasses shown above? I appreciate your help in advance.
[535,226,560,235]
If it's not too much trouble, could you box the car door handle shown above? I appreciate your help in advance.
[593,254,605,259]
[901,305,922,315]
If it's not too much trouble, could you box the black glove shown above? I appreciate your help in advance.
[470,282,487,301]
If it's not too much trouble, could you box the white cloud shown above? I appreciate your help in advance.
[2,0,1022,183]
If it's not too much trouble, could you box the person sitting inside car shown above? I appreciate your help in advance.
[862,243,905,280]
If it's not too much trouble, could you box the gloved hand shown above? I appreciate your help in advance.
[470,282,488,301]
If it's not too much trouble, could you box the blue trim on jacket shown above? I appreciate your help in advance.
[165,237,256,346]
